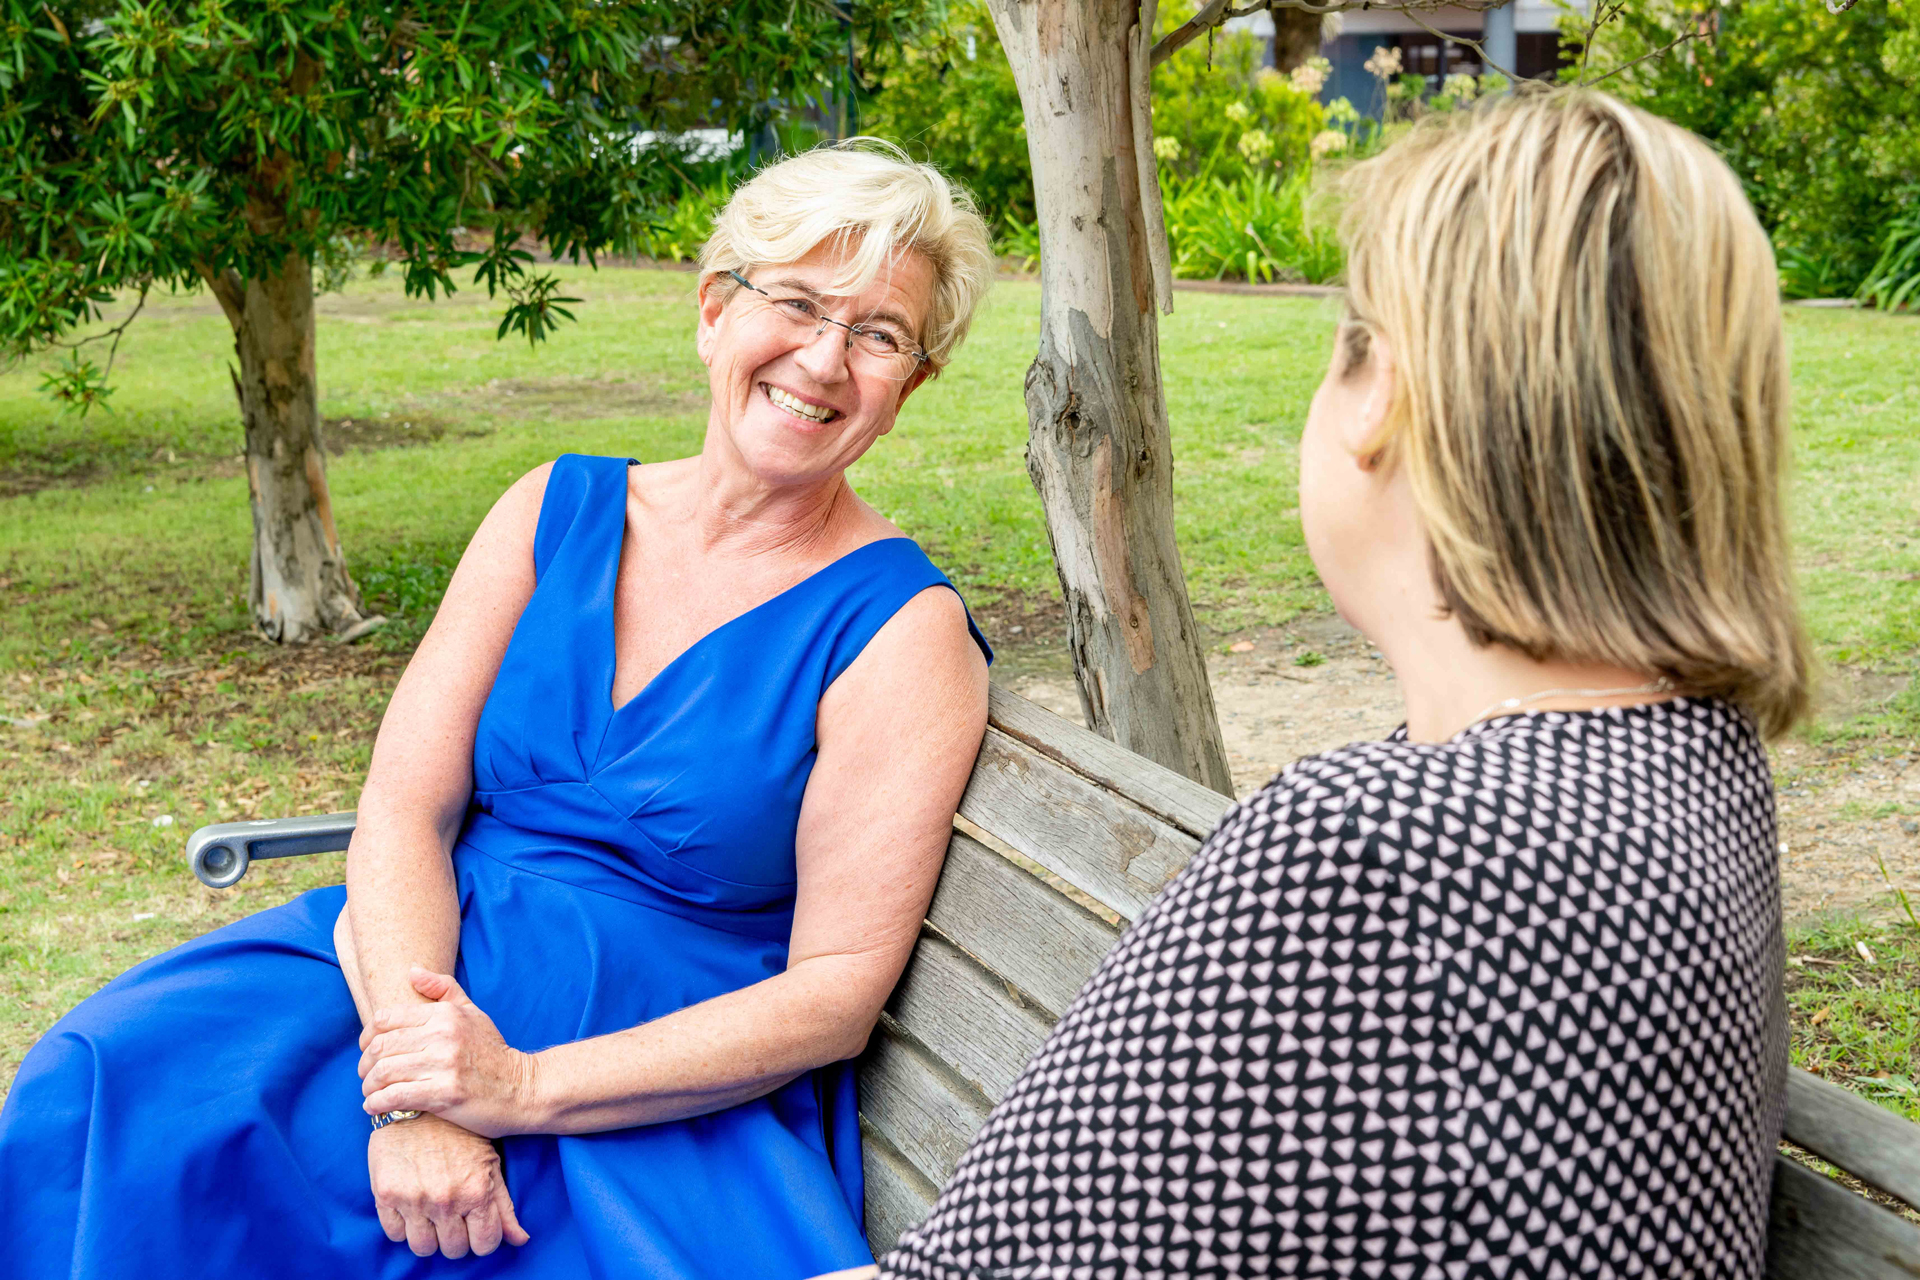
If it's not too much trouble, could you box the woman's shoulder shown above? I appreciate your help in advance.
[1208,695,1769,876]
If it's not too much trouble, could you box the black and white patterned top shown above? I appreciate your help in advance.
[878,697,1787,1280]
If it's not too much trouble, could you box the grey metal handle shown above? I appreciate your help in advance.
[186,811,359,888]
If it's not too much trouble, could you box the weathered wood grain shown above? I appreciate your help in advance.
[987,685,1237,840]
[885,930,1057,1103]
[860,1124,939,1257]
[959,725,1201,922]
[857,1020,994,1190]
[1765,1154,1920,1278]
[928,832,1124,1019]
[1785,1067,1920,1213]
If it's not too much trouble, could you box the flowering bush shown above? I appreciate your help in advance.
[861,0,1324,239]
[1289,56,1331,97]
[1362,45,1404,80]
[1310,129,1349,160]
[1148,18,1323,183]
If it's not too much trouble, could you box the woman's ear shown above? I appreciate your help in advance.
[888,364,933,417]
[695,275,724,366]
[1342,334,1396,469]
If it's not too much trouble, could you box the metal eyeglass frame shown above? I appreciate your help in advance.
[726,270,929,375]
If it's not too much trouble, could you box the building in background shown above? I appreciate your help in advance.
[1232,0,1580,115]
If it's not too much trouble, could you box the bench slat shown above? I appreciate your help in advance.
[928,832,1124,1020]
[859,1124,939,1258]
[1765,1154,1920,1278]
[1785,1067,1920,1213]
[885,930,1056,1103]
[959,726,1202,922]
[858,1021,994,1190]
[986,685,1236,838]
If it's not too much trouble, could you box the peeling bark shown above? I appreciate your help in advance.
[989,0,1234,794]
[214,252,374,644]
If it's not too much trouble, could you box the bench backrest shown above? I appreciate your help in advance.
[856,685,1233,1248]
[860,687,1920,1276]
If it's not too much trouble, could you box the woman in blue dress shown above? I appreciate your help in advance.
[0,141,998,1278]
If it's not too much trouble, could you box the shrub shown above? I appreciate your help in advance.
[1859,191,1920,311]
[639,181,733,263]
[861,0,1326,237]
[1589,0,1920,297]
[857,1,1036,231]
[1162,170,1342,284]
[1148,20,1324,182]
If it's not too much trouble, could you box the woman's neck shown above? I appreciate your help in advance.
[684,442,854,563]
[1376,610,1671,744]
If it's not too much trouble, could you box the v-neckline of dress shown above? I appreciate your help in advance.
[604,530,911,718]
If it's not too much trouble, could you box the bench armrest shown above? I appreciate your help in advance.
[186,812,358,888]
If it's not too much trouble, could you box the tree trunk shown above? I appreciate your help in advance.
[986,0,1235,795]
[1271,7,1326,73]
[204,253,375,645]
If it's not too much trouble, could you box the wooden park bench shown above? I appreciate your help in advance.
[188,686,1920,1276]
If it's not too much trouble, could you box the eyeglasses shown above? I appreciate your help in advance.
[727,271,929,382]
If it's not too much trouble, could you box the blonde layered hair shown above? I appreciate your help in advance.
[697,139,996,375]
[1338,89,1810,737]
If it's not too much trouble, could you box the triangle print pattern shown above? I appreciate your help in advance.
[878,697,1788,1280]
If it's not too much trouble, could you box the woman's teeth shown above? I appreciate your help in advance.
[766,385,833,422]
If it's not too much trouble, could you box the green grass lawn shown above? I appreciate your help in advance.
[2,267,1917,1130]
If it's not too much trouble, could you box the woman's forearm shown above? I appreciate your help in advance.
[344,808,463,1022]
[523,951,889,1135]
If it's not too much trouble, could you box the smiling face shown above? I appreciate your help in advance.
[696,240,935,490]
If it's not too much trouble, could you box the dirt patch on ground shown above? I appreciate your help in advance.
[1,465,90,499]
[323,411,478,453]
[0,374,696,499]
[443,376,706,423]
[986,607,1920,928]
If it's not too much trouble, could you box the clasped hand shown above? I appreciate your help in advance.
[359,964,540,1139]
[359,966,539,1259]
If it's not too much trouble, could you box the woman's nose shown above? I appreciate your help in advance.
[791,322,852,383]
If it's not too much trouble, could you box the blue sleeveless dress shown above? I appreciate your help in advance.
[0,453,990,1279]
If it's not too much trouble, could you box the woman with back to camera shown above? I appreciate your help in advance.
[859,89,1809,1280]
[0,141,996,1278]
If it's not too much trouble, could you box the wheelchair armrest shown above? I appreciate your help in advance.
[186,812,358,888]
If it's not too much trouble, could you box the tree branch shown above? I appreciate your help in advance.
[1400,9,1518,83]
[196,263,246,330]
[1579,25,1705,87]
[1150,0,1509,68]
[47,282,150,383]
[1131,0,1173,314]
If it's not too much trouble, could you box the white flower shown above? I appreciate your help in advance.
[1443,73,1478,102]
[1289,56,1331,96]
[1237,128,1275,162]
[1224,100,1252,124]
[1363,45,1404,80]
[1153,135,1184,162]
[1310,129,1348,160]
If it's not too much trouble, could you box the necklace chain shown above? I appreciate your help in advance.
[1468,677,1674,728]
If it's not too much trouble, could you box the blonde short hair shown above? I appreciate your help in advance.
[697,139,996,375]
[1339,89,1810,737]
